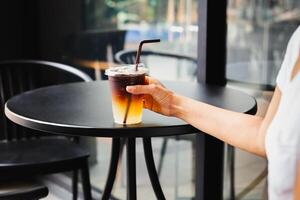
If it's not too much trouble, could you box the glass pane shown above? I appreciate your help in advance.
[227,1,300,89]
[81,0,198,81]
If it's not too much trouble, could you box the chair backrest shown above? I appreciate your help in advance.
[0,60,92,141]
[115,50,198,81]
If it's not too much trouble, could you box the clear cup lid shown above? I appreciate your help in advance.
[105,64,148,76]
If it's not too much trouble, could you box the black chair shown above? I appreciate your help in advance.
[0,180,49,200]
[0,60,93,200]
[115,50,198,188]
[115,50,197,81]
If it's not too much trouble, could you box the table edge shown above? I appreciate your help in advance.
[5,103,200,137]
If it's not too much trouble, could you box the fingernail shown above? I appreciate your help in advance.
[126,86,132,92]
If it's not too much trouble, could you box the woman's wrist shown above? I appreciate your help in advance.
[170,93,187,119]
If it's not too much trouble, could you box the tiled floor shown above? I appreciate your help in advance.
[42,146,267,200]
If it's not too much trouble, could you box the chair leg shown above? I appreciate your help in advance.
[81,159,92,200]
[157,138,168,177]
[72,169,78,200]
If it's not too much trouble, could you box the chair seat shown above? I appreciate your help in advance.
[0,180,48,200]
[0,138,89,168]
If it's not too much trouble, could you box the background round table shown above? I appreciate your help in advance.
[5,81,257,200]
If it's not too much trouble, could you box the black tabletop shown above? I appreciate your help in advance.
[5,81,257,137]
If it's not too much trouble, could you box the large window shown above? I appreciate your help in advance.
[83,0,198,81]
[227,0,300,89]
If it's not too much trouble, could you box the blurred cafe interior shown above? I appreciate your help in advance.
[0,0,299,200]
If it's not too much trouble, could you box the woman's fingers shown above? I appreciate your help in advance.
[146,76,164,86]
[126,77,171,116]
[127,84,157,95]
[145,76,151,84]
[145,76,156,84]
[142,94,154,110]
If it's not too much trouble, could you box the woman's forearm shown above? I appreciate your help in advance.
[171,94,266,157]
[127,77,281,157]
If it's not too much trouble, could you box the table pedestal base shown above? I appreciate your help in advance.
[101,138,166,200]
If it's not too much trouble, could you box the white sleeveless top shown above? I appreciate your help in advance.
[266,26,300,200]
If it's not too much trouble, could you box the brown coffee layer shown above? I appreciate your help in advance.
[108,74,146,124]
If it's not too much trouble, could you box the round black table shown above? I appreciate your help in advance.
[5,81,257,200]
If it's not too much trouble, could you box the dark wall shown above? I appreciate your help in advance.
[0,1,23,60]
[38,0,84,61]
[0,0,83,61]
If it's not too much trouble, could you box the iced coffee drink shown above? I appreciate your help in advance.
[105,64,148,124]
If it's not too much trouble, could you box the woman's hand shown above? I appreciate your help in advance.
[126,76,175,116]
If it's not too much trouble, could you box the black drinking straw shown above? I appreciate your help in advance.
[123,39,160,124]
[134,39,160,71]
